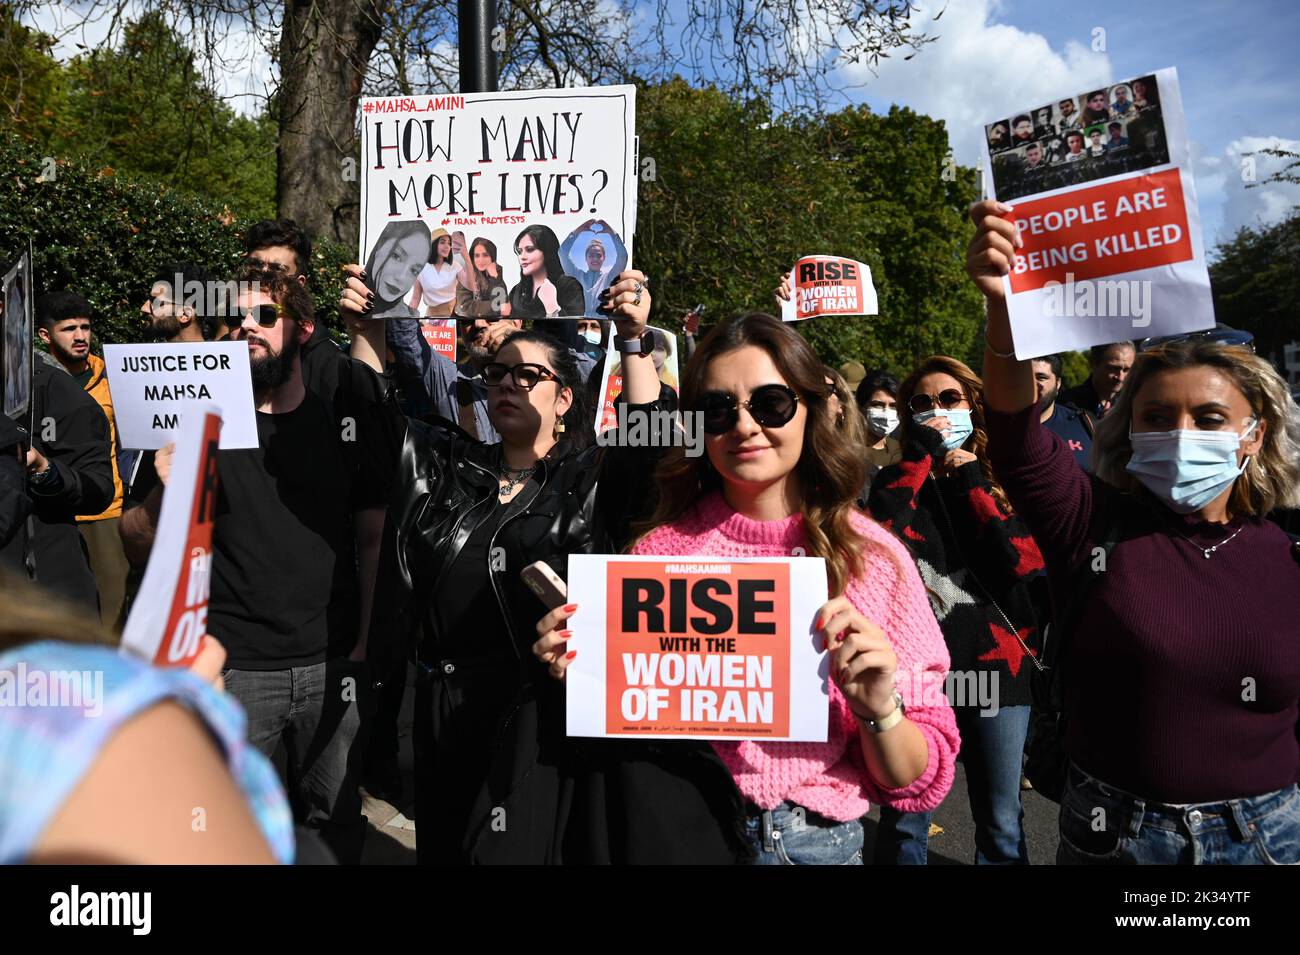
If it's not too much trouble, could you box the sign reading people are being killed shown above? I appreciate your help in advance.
[779,255,879,322]
[104,342,258,450]
[358,87,637,320]
[565,556,830,741]
[120,409,221,668]
[980,67,1213,358]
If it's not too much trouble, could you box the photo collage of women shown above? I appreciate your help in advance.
[985,74,1170,201]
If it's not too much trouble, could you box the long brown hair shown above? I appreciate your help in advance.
[896,355,1012,513]
[0,572,107,653]
[632,313,884,596]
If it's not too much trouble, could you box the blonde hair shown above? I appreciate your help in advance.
[1093,341,1300,515]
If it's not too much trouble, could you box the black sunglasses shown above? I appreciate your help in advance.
[482,362,560,391]
[234,302,285,327]
[908,389,966,414]
[697,384,800,435]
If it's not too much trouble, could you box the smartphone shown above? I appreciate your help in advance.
[685,304,704,335]
[520,560,569,610]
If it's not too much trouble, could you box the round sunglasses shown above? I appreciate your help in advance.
[482,361,559,391]
[697,384,800,435]
[908,389,967,414]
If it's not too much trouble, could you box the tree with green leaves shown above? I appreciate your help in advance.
[1209,208,1300,367]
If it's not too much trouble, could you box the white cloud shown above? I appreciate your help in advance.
[1212,136,1300,239]
[839,0,1113,166]
[22,1,276,116]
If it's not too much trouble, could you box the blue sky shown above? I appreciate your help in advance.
[833,0,1300,247]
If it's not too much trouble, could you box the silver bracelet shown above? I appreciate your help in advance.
[983,326,1017,359]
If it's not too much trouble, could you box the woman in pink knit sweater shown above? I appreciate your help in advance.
[535,313,958,863]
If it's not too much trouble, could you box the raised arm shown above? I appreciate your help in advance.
[968,199,1034,413]
[968,200,1102,573]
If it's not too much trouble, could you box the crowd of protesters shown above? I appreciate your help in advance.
[1,206,1297,866]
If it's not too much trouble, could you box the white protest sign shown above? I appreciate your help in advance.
[103,342,257,449]
[120,408,220,668]
[565,555,830,741]
[358,86,637,320]
[980,67,1213,358]
[780,255,879,322]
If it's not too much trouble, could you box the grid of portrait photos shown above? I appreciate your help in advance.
[985,74,1170,202]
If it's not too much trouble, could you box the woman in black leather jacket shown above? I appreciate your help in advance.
[344,271,748,864]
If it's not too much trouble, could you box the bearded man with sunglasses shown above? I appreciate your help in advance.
[121,273,388,864]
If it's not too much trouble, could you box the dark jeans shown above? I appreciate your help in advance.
[224,658,373,865]
[874,704,1031,865]
[1058,763,1300,865]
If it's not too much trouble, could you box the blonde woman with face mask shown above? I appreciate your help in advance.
[970,198,1300,865]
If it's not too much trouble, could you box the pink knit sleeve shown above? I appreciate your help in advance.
[851,518,960,813]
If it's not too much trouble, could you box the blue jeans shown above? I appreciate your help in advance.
[1058,763,1300,865]
[224,659,373,864]
[873,704,1031,865]
[742,802,863,865]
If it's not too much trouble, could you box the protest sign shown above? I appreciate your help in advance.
[779,255,879,322]
[981,68,1213,358]
[120,409,220,668]
[595,324,678,435]
[104,342,258,450]
[1,246,33,422]
[358,86,637,320]
[596,332,622,434]
[419,318,457,363]
[565,555,830,741]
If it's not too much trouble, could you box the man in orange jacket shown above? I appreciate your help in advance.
[36,291,129,634]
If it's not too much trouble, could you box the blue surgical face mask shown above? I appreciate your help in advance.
[582,329,602,346]
[1125,420,1258,514]
[913,408,974,451]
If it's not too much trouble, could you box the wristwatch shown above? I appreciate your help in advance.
[613,331,653,355]
[860,690,906,734]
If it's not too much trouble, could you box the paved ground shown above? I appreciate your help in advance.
[358,664,1062,865]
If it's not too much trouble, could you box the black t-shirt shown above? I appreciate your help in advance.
[429,496,513,661]
[207,389,387,669]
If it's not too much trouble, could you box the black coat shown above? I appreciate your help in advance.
[371,402,749,865]
[0,416,32,554]
[3,359,114,609]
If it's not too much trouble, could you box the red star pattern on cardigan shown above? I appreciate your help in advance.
[903,524,927,543]
[1009,534,1045,577]
[977,623,1038,678]
[967,485,1003,528]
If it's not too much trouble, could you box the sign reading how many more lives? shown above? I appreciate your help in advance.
[565,555,830,741]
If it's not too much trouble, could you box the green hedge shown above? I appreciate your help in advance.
[0,133,353,349]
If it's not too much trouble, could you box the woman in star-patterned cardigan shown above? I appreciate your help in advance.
[867,354,1045,866]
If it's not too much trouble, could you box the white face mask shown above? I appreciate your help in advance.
[866,407,898,437]
[581,329,602,346]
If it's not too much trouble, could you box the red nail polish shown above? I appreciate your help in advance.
[564,650,577,660]
[563,603,578,613]
[557,630,572,639]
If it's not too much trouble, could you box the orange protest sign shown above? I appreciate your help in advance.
[419,318,457,363]
[780,254,879,322]
[566,555,830,741]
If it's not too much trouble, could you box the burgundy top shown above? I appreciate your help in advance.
[986,404,1300,803]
